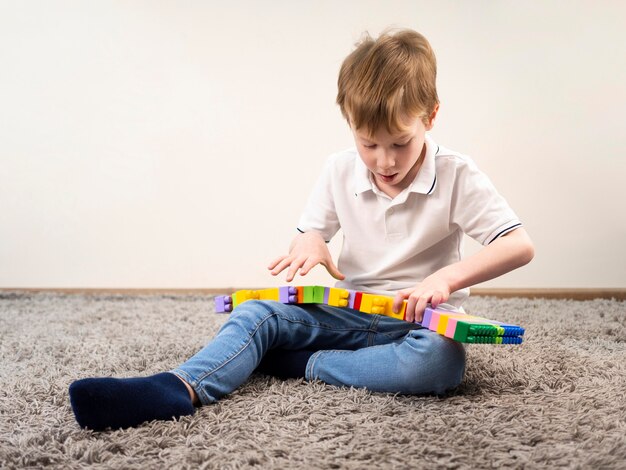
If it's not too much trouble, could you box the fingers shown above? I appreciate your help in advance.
[406,290,449,323]
[403,291,438,323]
[405,294,418,323]
[431,291,444,309]
[404,294,428,323]
[413,296,430,323]
[298,257,318,277]
[269,255,324,282]
[269,251,345,283]
[271,232,342,282]
[268,255,287,272]
[296,256,343,281]
[268,255,304,282]
[285,257,308,283]
[392,289,410,314]
[323,260,346,280]
[268,256,292,277]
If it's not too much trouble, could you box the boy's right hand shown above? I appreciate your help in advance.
[268,231,345,283]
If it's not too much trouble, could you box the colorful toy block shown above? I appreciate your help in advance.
[327,288,352,308]
[465,335,523,345]
[232,290,260,308]
[353,291,363,310]
[421,307,526,343]
[323,288,330,305]
[313,286,326,304]
[214,286,525,345]
[301,286,315,303]
[257,288,280,302]
[297,285,326,304]
[358,294,406,320]
[215,295,232,313]
[279,286,299,304]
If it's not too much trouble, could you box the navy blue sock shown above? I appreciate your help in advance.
[256,349,315,379]
[69,372,195,431]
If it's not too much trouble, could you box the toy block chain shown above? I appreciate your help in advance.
[214,286,525,345]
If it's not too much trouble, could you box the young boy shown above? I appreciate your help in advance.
[69,29,534,431]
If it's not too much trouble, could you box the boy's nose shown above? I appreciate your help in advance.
[377,150,396,170]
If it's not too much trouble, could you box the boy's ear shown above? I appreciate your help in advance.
[425,104,440,131]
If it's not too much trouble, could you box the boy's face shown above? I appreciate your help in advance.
[352,110,437,198]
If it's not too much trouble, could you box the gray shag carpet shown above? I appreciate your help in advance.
[0,292,625,469]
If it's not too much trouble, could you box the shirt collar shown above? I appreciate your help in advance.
[353,134,439,196]
[354,156,372,195]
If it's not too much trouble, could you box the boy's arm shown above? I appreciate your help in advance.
[394,227,535,323]
[268,231,345,283]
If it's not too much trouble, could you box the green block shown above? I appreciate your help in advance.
[467,324,502,337]
[466,336,500,344]
[451,320,473,342]
[313,286,326,304]
[302,286,315,303]
[453,321,509,341]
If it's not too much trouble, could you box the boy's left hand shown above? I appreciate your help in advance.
[392,274,451,323]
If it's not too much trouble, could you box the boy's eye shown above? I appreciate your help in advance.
[394,139,412,148]
[364,144,377,149]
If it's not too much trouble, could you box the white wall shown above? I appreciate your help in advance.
[1,1,624,289]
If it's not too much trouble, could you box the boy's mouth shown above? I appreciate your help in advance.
[378,173,398,183]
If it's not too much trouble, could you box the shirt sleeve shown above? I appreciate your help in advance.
[450,157,522,246]
[296,154,341,242]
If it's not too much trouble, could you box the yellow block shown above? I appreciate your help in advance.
[328,288,350,308]
[359,294,406,320]
[357,293,376,315]
[385,299,406,321]
[232,289,259,308]
[258,288,279,302]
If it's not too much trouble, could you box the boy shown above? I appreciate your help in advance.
[69,29,534,431]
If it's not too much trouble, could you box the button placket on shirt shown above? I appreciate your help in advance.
[385,204,405,240]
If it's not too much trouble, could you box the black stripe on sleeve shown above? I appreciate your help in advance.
[487,223,522,244]
[296,228,330,243]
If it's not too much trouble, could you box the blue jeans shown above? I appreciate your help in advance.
[172,300,466,405]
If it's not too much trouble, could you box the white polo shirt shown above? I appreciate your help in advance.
[297,134,522,307]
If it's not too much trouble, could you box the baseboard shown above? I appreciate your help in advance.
[1,287,625,300]
[470,288,625,301]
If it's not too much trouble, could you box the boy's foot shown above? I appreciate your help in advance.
[69,372,195,431]
[256,349,314,379]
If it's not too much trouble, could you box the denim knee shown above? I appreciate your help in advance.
[225,300,313,348]
[400,330,466,395]
[229,299,275,320]
[220,300,279,339]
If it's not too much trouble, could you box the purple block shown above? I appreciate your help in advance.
[420,307,434,327]
[323,288,330,305]
[215,295,233,313]
[215,296,226,312]
[347,289,357,309]
[279,286,299,304]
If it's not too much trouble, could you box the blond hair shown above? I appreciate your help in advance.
[336,29,439,136]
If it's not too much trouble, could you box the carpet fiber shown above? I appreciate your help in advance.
[1,292,625,469]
